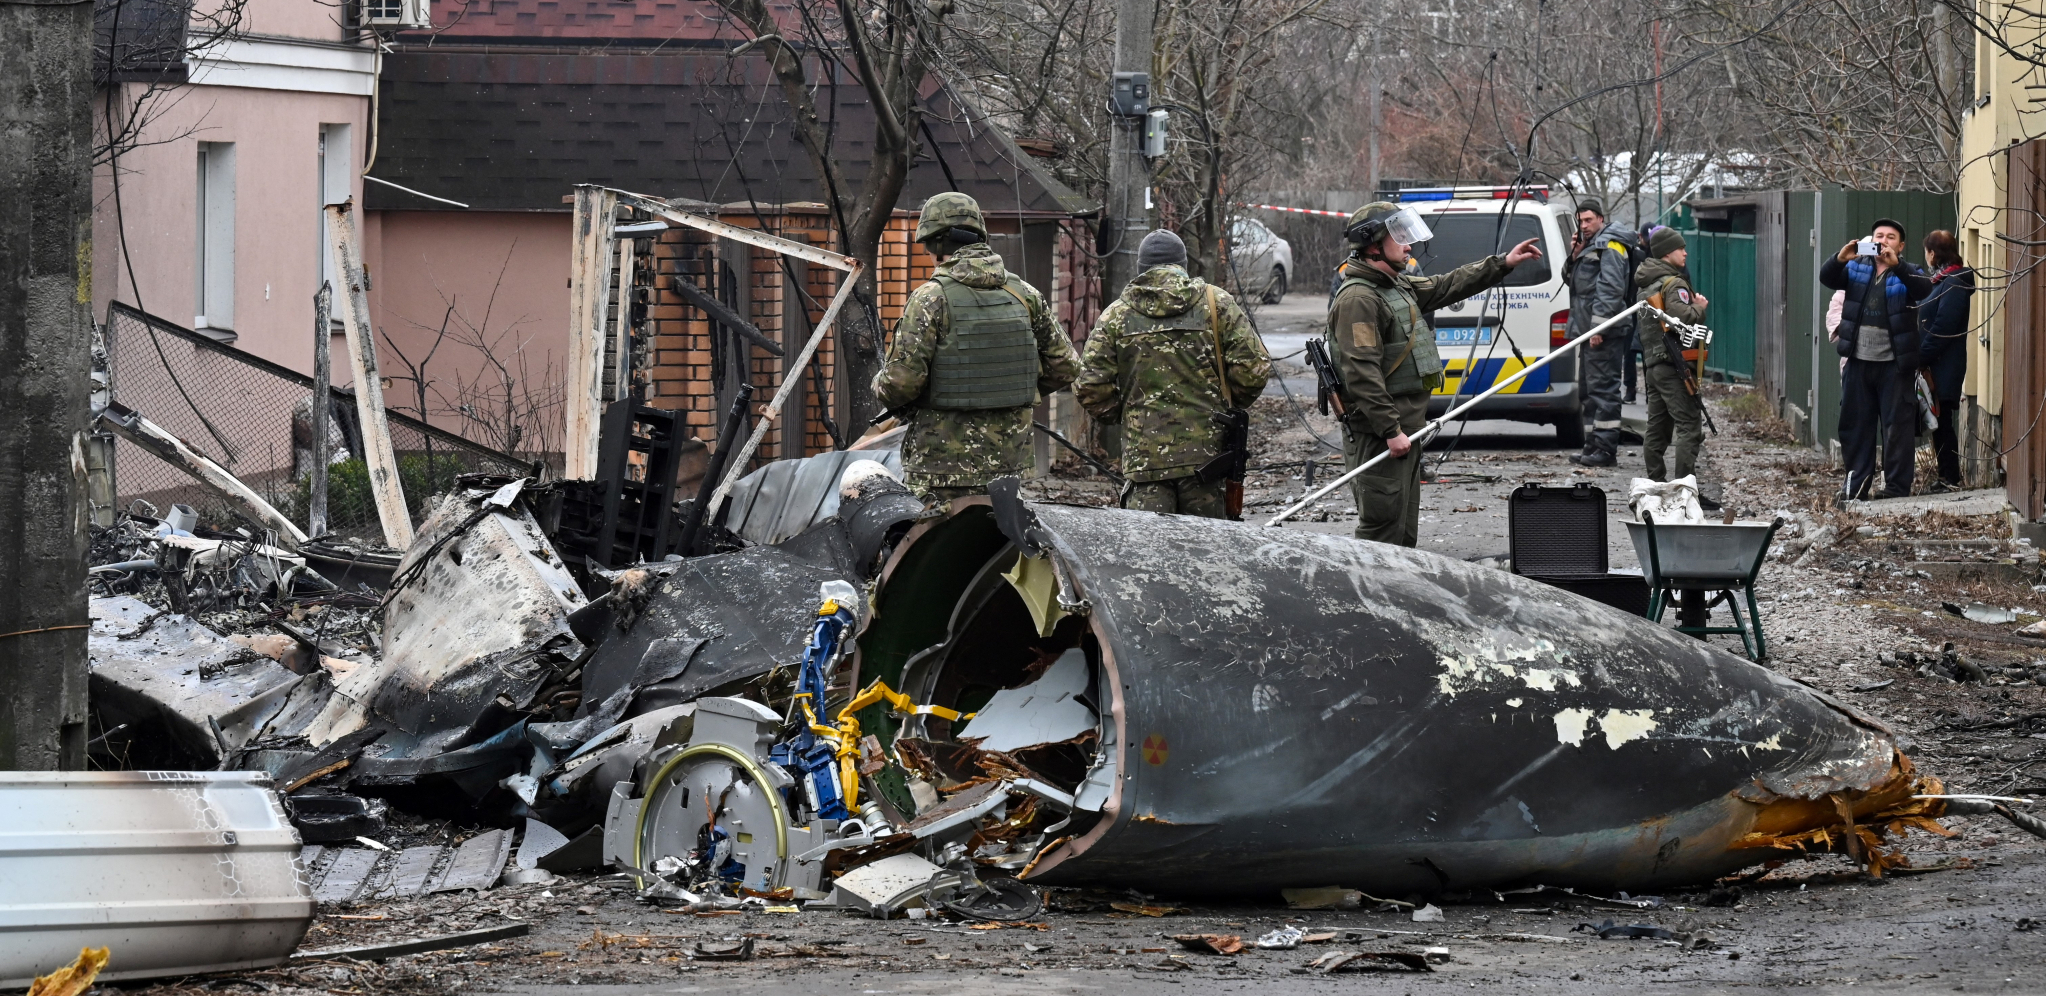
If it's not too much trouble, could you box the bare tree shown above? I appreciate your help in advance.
[702,0,953,428]
[95,0,251,166]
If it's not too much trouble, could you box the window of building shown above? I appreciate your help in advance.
[318,124,352,290]
[195,141,235,331]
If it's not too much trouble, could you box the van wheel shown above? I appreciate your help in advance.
[1261,266,1288,304]
[1555,418,1585,449]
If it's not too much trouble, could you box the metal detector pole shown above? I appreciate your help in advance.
[1266,301,1676,527]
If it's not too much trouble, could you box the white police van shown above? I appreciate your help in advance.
[1392,186,1583,448]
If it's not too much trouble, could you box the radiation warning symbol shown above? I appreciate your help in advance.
[1141,733,1169,766]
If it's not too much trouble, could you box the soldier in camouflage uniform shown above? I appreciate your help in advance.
[1075,230,1271,518]
[1330,202,1544,546]
[873,193,1080,504]
[1633,227,1710,483]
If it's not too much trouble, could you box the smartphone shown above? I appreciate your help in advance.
[1857,239,1879,257]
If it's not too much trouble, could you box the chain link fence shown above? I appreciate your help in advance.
[105,303,530,542]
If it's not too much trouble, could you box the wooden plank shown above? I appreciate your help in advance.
[704,260,866,522]
[310,282,333,537]
[565,186,618,479]
[606,187,857,272]
[2007,141,2046,519]
[613,236,634,402]
[292,924,531,963]
[324,201,414,549]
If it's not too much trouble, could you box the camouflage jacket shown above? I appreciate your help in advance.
[1329,252,1513,438]
[872,245,1080,487]
[1634,257,1708,368]
[1075,266,1271,483]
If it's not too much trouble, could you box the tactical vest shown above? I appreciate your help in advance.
[1339,275,1442,396]
[925,274,1039,410]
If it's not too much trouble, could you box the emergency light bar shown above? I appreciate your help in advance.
[1391,186,1550,202]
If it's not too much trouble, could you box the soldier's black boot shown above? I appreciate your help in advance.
[1570,431,1619,467]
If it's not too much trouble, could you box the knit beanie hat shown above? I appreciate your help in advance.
[1649,226,1687,258]
[1138,229,1187,268]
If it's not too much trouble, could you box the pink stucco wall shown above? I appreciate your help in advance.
[364,210,572,445]
[92,83,369,375]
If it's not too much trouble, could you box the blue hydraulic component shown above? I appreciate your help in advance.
[694,821,744,883]
[770,583,861,822]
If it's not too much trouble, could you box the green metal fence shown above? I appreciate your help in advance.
[1678,230,1757,381]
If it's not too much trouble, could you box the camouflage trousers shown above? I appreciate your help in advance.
[907,478,987,508]
[1642,361,1704,483]
[1120,475,1228,518]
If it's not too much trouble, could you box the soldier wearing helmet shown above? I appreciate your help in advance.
[873,192,1080,504]
[1327,201,1544,546]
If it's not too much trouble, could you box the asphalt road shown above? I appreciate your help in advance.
[1247,292,1652,569]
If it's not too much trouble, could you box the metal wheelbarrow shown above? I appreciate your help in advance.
[1624,513,1783,660]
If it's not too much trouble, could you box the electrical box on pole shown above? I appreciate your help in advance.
[1110,73,1150,118]
[1142,108,1169,158]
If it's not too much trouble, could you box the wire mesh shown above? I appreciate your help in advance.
[105,303,530,541]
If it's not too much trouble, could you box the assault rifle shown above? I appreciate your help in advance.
[1197,407,1251,520]
[1644,287,1719,436]
[1304,337,1347,418]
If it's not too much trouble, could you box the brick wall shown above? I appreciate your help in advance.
[640,207,1094,468]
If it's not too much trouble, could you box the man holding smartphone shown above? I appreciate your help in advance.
[1819,219,1932,500]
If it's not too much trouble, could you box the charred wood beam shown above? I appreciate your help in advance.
[667,275,784,357]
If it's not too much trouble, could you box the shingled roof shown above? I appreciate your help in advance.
[366,43,1092,217]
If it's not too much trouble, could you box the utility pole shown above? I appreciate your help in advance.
[1102,0,1155,301]
[0,0,95,769]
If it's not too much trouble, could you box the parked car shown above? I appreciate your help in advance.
[1226,216,1293,303]
[1395,186,1582,447]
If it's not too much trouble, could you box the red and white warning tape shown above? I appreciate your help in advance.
[1239,202,1348,218]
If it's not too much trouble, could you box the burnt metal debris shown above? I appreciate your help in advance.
[68,441,2028,980]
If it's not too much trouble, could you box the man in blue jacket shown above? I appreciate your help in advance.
[1820,219,1933,500]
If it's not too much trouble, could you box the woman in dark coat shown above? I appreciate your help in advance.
[1917,230,1975,492]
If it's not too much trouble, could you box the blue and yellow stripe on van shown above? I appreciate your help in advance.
[1433,356,1551,396]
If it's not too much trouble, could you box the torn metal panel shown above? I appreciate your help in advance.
[95,402,311,548]
[723,447,905,547]
[88,596,303,767]
[309,847,381,903]
[437,828,515,892]
[0,771,313,986]
[858,501,1924,896]
[307,484,585,749]
[955,648,1094,753]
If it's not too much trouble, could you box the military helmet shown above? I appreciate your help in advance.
[1345,201,1433,247]
[917,192,986,242]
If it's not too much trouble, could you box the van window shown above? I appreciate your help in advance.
[1412,213,1551,287]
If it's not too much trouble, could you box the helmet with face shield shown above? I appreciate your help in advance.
[1344,201,1433,250]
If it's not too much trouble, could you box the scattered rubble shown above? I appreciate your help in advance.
[55,375,2046,990]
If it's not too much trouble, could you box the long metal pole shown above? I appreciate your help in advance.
[1266,301,1655,527]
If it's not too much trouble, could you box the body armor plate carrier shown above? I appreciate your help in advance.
[925,274,1039,410]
